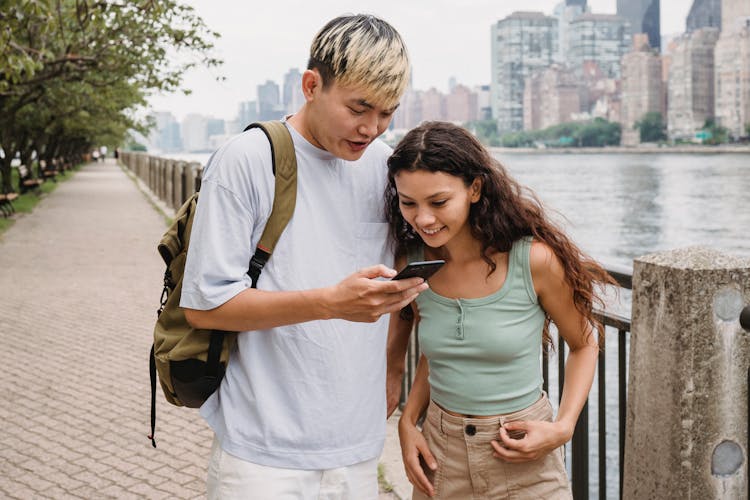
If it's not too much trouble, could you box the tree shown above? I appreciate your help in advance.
[634,112,667,143]
[0,1,222,192]
[466,120,500,146]
[701,119,729,145]
[498,118,621,148]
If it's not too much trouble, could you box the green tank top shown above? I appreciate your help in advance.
[413,237,545,415]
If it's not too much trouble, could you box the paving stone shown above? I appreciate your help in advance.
[0,162,210,498]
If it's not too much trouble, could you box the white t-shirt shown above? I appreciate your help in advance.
[180,121,393,469]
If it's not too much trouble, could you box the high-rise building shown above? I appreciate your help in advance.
[617,0,661,51]
[282,68,305,115]
[236,101,258,132]
[568,14,631,78]
[686,0,721,32]
[181,114,209,152]
[714,21,750,138]
[553,1,587,65]
[722,0,750,33]
[524,65,581,131]
[392,87,422,130]
[667,28,720,140]
[490,11,557,133]
[445,84,478,123]
[148,112,182,153]
[620,34,664,145]
[257,80,283,121]
[421,88,446,122]
[474,85,492,121]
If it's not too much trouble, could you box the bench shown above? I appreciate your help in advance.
[39,159,59,182]
[0,190,18,217]
[18,164,43,193]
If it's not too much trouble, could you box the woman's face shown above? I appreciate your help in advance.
[393,169,481,249]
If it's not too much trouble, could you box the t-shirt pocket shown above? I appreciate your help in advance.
[355,222,391,269]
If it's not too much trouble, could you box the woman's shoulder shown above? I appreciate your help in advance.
[529,239,566,292]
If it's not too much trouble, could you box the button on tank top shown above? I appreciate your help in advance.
[413,237,545,415]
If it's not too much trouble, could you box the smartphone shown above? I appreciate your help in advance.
[391,260,445,281]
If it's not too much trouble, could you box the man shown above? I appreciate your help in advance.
[181,14,423,499]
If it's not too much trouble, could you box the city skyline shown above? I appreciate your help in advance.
[149,0,693,122]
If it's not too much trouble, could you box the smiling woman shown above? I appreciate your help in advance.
[384,121,615,499]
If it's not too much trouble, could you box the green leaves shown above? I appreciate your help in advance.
[0,0,223,192]
[634,112,666,143]
[499,119,622,148]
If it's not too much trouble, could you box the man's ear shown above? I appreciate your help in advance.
[301,69,321,101]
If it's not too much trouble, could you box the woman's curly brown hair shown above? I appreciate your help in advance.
[384,121,615,347]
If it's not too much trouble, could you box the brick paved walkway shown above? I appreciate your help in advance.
[0,160,407,499]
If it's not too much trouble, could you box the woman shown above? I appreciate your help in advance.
[384,122,613,499]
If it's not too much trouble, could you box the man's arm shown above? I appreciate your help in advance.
[184,264,427,332]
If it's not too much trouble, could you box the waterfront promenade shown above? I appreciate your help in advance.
[0,160,410,499]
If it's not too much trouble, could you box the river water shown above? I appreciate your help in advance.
[496,151,750,267]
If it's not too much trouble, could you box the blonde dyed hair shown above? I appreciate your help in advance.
[309,14,410,109]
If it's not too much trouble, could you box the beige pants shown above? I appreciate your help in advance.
[413,393,572,500]
[206,436,379,500]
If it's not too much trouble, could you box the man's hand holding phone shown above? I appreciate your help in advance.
[323,264,432,323]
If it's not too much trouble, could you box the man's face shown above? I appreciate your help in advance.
[305,78,398,161]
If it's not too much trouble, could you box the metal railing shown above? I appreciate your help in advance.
[400,264,633,500]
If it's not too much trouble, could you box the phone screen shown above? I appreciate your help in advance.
[391,260,445,281]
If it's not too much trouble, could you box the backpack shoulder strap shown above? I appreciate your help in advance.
[243,121,297,287]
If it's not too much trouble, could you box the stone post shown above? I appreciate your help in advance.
[164,159,174,209]
[158,158,166,201]
[172,161,183,208]
[184,163,198,201]
[149,156,157,193]
[623,247,750,499]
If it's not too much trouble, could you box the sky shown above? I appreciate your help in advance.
[149,1,694,122]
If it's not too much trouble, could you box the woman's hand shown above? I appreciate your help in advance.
[490,419,573,463]
[398,419,437,497]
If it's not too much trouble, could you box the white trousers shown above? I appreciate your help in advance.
[206,436,379,500]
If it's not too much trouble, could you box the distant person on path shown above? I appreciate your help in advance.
[385,122,613,499]
[180,14,421,499]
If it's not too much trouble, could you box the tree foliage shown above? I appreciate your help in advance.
[498,118,621,148]
[466,120,501,147]
[634,112,667,143]
[701,119,730,145]
[0,0,221,192]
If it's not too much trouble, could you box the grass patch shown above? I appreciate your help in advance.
[378,463,395,493]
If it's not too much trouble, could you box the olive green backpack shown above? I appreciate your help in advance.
[148,121,297,447]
